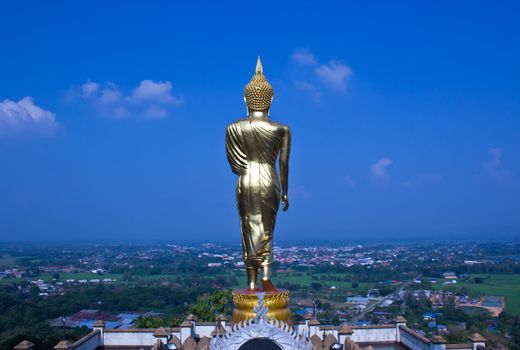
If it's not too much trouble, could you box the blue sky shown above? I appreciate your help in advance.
[0,1,519,243]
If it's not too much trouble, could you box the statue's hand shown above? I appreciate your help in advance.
[282,194,289,211]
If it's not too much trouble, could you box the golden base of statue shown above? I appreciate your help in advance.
[232,288,291,324]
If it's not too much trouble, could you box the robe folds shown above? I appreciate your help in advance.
[226,118,285,269]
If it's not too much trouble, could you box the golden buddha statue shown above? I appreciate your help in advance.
[226,57,291,292]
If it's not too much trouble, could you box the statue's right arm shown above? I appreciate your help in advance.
[279,126,291,211]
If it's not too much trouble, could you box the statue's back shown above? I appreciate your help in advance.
[226,118,287,176]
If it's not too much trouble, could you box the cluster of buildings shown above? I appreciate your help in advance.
[1,242,509,286]
[50,309,146,329]
[0,268,24,279]
[39,265,79,273]
[198,245,397,269]
[29,279,63,296]
[196,243,496,270]
[24,277,116,297]
[273,246,389,268]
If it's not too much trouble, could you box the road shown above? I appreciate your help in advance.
[352,275,421,322]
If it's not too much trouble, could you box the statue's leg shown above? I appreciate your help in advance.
[260,245,276,292]
[246,266,258,290]
[260,239,273,282]
[261,264,276,292]
[261,264,271,281]
[257,174,278,292]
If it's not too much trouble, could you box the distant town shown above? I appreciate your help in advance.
[1,241,519,349]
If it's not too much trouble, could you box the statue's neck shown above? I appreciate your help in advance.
[248,110,269,119]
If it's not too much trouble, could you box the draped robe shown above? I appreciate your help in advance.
[226,118,285,269]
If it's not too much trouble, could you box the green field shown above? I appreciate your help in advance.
[431,273,520,315]
[39,271,375,293]
[0,254,18,265]
[1,269,386,306]
[271,272,371,289]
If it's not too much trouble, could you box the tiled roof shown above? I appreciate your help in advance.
[13,340,35,350]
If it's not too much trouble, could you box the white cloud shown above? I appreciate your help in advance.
[482,148,512,182]
[371,158,393,178]
[291,49,318,66]
[99,83,123,105]
[291,49,353,98]
[111,106,130,119]
[143,106,168,119]
[315,60,352,92]
[293,80,321,102]
[70,80,183,119]
[128,80,182,105]
[0,97,58,136]
[80,81,100,98]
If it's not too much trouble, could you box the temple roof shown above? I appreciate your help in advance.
[93,320,106,327]
[13,340,35,350]
[308,318,321,325]
[54,340,72,349]
[180,320,192,327]
[431,335,447,344]
[393,316,407,323]
[468,333,486,342]
[338,324,354,334]
[153,327,168,337]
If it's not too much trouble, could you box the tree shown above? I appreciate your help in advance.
[135,316,181,328]
[188,290,231,322]
[444,325,466,344]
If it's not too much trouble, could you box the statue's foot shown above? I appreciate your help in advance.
[261,279,277,293]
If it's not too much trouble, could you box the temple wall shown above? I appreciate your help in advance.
[293,323,307,335]
[194,324,216,338]
[61,320,481,350]
[103,329,156,346]
[399,327,435,350]
[446,345,473,350]
[70,330,101,350]
[351,326,397,343]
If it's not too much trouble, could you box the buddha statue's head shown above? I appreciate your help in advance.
[244,57,274,114]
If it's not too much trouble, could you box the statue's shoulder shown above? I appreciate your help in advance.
[227,118,289,135]
[269,120,290,134]
[227,118,248,128]
[226,118,247,133]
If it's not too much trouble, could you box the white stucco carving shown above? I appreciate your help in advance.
[210,293,311,350]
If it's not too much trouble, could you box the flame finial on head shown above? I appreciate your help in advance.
[256,56,263,75]
[244,56,273,111]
